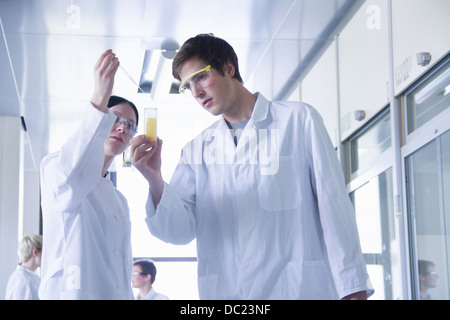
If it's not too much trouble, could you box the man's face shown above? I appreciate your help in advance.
[131,265,149,288]
[179,58,236,117]
[423,266,438,288]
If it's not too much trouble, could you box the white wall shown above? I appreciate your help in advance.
[392,0,450,95]
[300,43,339,148]
[0,116,21,299]
[298,0,450,143]
[338,0,391,141]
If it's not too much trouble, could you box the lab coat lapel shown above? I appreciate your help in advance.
[216,117,236,164]
[234,93,271,163]
[209,93,271,165]
[251,93,270,125]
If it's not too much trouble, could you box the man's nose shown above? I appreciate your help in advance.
[191,85,204,98]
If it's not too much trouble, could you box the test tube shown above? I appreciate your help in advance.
[144,108,157,142]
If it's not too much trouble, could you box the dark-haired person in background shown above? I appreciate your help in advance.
[418,260,439,300]
[132,260,169,300]
[39,49,138,299]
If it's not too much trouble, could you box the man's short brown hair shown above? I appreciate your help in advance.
[172,33,243,84]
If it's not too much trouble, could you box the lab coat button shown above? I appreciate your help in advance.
[114,249,119,255]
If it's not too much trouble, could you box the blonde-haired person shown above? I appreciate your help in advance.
[5,234,42,300]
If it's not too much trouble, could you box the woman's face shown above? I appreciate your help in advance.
[104,102,137,157]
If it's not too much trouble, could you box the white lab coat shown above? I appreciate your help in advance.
[4,265,40,300]
[39,104,134,300]
[146,93,373,300]
[135,288,169,300]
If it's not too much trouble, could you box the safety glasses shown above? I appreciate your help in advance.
[178,65,212,93]
[113,112,138,136]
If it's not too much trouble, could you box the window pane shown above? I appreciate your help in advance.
[351,168,398,299]
[132,260,199,300]
[118,168,200,300]
[350,110,391,174]
[353,177,384,254]
[406,129,450,299]
[406,58,450,134]
[117,165,197,257]
[443,131,450,255]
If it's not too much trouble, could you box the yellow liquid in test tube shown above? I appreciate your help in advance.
[146,117,157,142]
[144,108,157,141]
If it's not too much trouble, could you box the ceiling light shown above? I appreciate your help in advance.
[138,38,180,101]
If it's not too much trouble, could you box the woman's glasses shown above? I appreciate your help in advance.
[113,112,137,136]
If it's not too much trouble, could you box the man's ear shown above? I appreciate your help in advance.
[223,60,235,78]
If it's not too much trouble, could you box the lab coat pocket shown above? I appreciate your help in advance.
[257,156,301,211]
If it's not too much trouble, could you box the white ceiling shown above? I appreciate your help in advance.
[0,0,364,172]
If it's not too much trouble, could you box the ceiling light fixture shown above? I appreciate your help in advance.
[139,38,180,101]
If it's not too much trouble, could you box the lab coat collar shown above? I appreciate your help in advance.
[218,92,270,130]
[251,92,270,124]
[17,265,37,276]
[213,92,270,156]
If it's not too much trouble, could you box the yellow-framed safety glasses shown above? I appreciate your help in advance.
[178,65,212,93]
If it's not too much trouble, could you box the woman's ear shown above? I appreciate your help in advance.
[32,248,39,257]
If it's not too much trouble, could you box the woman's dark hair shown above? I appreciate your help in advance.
[172,33,243,84]
[134,260,157,284]
[107,95,139,125]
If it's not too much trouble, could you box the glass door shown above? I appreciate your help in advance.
[351,168,397,300]
[347,106,404,300]
[406,129,450,300]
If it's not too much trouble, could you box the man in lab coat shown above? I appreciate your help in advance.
[131,34,373,300]
[39,50,136,299]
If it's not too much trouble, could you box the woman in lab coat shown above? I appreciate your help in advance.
[131,34,373,300]
[5,234,42,300]
[39,50,137,299]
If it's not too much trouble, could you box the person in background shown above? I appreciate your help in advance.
[5,234,42,300]
[131,34,373,300]
[39,50,138,299]
[132,260,169,300]
[418,259,438,300]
